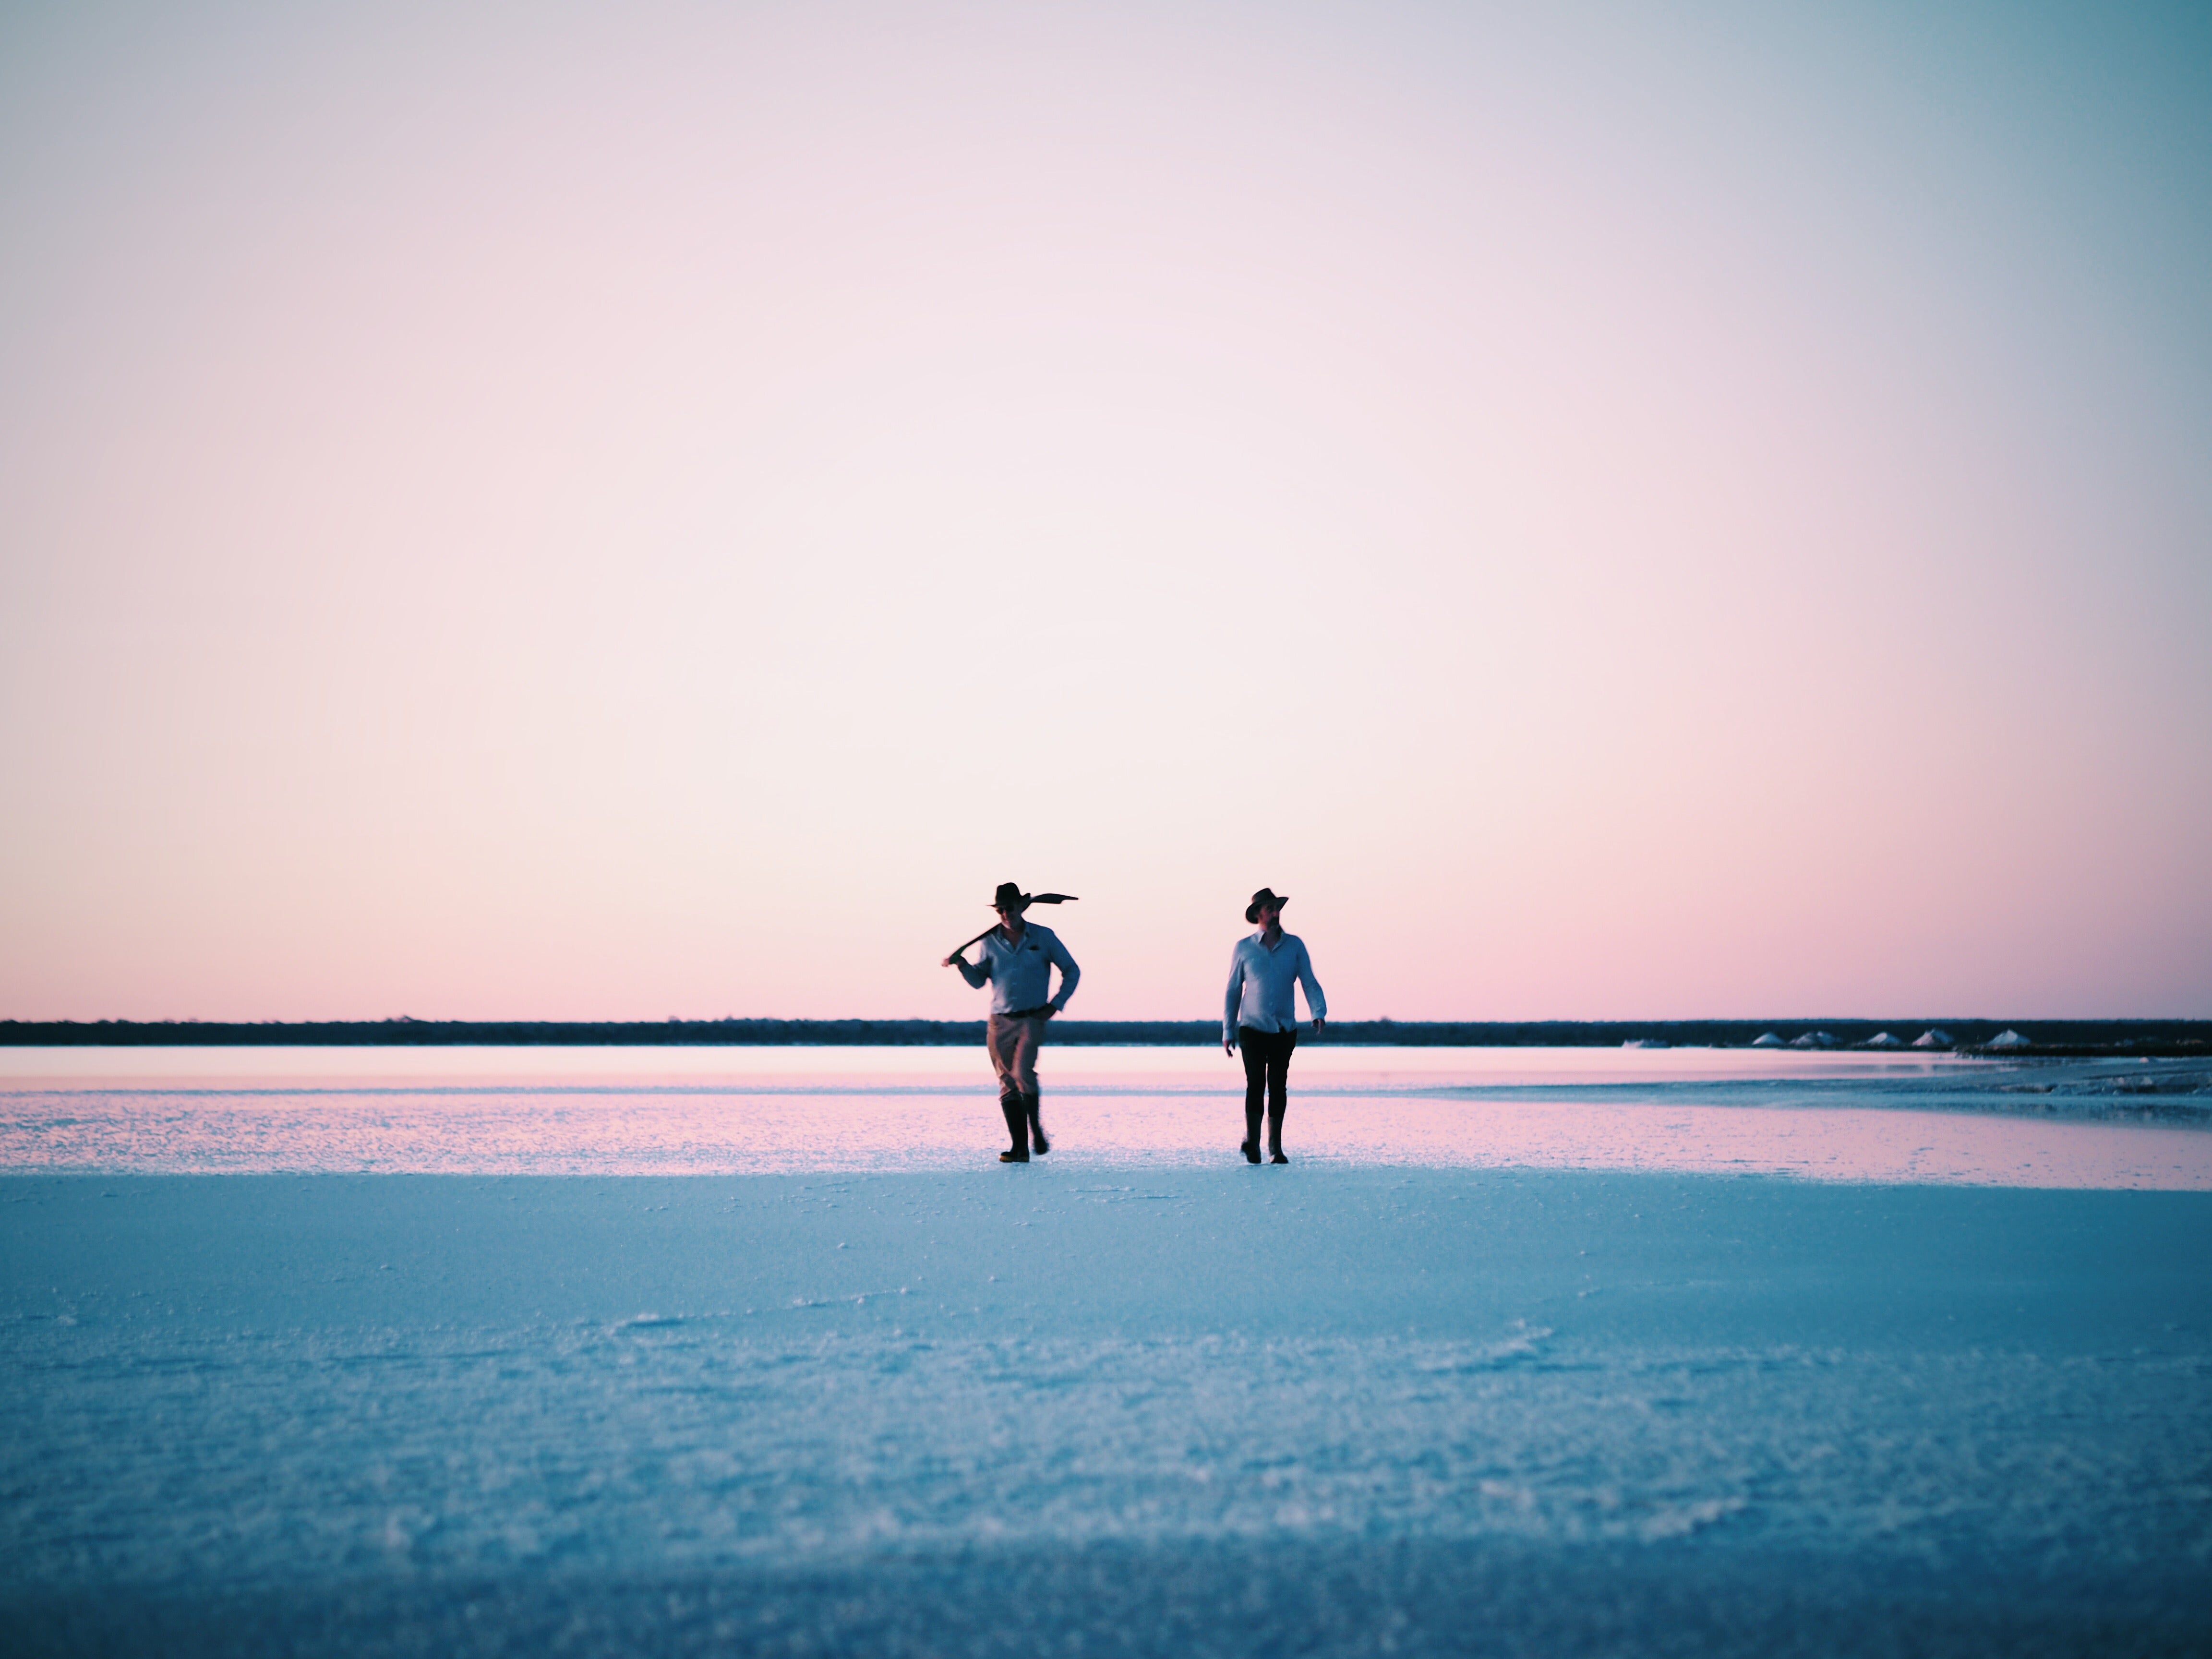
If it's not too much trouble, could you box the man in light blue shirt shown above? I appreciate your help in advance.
[1224,888,1327,1165]
[945,881,1081,1162]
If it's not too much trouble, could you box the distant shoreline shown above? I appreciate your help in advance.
[2,1018,2206,1056]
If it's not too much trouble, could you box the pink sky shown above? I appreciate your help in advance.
[2,2,2208,1022]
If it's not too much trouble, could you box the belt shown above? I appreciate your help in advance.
[998,1005,1056,1021]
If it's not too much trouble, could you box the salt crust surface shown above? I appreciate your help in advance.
[4,1047,2208,1186]
[5,1167,2210,1655]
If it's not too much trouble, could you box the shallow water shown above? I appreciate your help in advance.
[0,1046,2204,1188]
[0,1042,1981,1089]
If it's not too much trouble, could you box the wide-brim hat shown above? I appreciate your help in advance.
[992,882,1031,911]
[1246,888,1289,924]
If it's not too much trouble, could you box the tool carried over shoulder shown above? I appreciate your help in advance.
[947,892,1078,961]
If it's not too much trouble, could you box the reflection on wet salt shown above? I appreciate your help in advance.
[0,1042,1976,1092]
[0,1047,2203,1189]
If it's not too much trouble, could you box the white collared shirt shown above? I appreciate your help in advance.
[1225,930,1326,1041]
[955,922,1080,1015]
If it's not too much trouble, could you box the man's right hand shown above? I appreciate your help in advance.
[941,954,962,969]
[1223,1038,1236,1057]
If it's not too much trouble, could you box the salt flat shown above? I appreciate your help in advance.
[5,1162,2209,1657]
[3,1045,2207,1184]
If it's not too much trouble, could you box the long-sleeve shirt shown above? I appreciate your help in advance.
[955,922,1080,1016]
[1224,931,1326,1042]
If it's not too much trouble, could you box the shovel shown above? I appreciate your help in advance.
[947,894,1079,960]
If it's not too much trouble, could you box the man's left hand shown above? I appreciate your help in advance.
[1312,1017,1326,1033]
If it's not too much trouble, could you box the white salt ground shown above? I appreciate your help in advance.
[1,1045,2206,1185]
[2,1049,2208,1656]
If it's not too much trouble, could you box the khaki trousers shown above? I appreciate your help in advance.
[986,1013,1045,1098]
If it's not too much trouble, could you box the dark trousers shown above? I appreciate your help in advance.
[1238,1025,1298,1150]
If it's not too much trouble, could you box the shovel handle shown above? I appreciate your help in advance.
[947,927,996,959]
[944,895,1078,961]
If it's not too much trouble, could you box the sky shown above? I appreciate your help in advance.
[2,0,2208,1023]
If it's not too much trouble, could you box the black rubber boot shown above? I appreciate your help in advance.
[1025,1093,1049,1155]
[998,1094,1030,1162]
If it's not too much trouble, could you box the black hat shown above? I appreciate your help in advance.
[1246,888,1289,924]
[992,882,1031,911]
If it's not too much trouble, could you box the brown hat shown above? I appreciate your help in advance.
[1245,888,1289,924]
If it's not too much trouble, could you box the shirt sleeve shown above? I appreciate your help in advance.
[1224,945,1246,1044]
[1296,940,1327,1022]
[955,944,991,990]
[1046,931,1080,1010]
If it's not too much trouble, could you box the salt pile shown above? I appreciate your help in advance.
[1751,1032,1785,1047]
[1861,1032,1902,1048]
[1912,1029,1954,1048]
[1987,1029,2031,1048]
[1789,1032,1838,1048]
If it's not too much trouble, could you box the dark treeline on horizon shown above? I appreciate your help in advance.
[2,1018,2207,1053]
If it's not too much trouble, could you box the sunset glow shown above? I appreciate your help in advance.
[3,3,2206,1020]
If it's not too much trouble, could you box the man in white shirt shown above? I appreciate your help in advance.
[1223,888,1327,1165]
[944,881,1082,1162]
